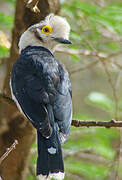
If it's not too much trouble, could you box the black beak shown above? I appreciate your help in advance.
[53,37,72,44]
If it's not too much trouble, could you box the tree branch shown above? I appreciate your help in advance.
[71,119,122,128]
[56,47,107,58]
[0,140,18,164]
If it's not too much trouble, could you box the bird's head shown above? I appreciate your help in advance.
[19,14,71,53]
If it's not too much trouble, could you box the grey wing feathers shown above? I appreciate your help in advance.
[53,62,72,144]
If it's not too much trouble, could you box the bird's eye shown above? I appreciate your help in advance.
[41,25,52,35]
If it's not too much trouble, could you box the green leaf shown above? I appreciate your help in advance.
[62,1,122,54]
[86,92,114,111]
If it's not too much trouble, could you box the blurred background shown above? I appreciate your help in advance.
[0,0,122,180]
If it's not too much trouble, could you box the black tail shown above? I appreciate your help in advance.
[36,105,64,178]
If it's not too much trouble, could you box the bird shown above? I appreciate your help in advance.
[10,14,72,180]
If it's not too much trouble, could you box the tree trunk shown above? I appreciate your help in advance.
[0,1,60,180]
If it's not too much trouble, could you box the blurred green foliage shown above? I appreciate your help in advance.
[0,13,14,29]
[62,0,122,56]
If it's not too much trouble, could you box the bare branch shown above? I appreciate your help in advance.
[115,71,122,90]
[0,140,18,164]
[56,47,122,60]
[72,119,122,128]
[114,62,122,70]
[56,47,107,58]
[56,47,122,75]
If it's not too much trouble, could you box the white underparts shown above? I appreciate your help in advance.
[48,147,56,154]
[38,172,65,180]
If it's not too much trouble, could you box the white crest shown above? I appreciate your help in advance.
[18,14,71,53]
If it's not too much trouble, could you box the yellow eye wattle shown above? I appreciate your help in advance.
[41,25,52,35]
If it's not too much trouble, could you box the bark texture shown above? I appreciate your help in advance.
[0,1,60,180]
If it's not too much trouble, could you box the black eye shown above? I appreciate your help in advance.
[43,28,49,33]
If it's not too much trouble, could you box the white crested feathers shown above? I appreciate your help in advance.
[44,13,70,40]
[18,14,70,53]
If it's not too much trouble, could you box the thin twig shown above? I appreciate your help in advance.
[0,140,18,164]
[56,47,122,66]
[56,47,107,58]
[115,71,122,90]
[114,62,122,70]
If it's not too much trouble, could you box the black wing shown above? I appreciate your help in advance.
[11,49,58,138]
